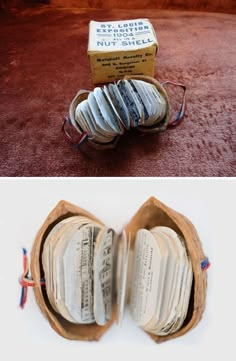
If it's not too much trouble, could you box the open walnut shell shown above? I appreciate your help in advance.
[30,197,207,342]
[125,197,207,343]
[30,200,117,341]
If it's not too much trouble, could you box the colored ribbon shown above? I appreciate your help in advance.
[19,248,45,309]
[201,257,211,270]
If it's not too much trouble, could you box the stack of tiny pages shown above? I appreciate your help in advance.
[42,215,193,335]
[72,79,167,143]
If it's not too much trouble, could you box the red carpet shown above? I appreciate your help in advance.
[0,6,235,176]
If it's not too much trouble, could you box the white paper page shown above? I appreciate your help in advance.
[117,230,130,326]
[87,92,114,134]
[108,83,130,129]
[143,228,178,333]
[155,227,190,335]
[42,217,81,313]
[94,228,114,325]
[63,225,95,323]
[94,87,120,133]
[130,229,161,327]
[52,217,97,322]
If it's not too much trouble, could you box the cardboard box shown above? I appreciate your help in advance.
[88,19,158,84]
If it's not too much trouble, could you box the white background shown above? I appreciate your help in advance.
[0,178,235,360]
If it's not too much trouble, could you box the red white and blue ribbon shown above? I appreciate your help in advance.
[201,257,211,270]
[19,248,45,309]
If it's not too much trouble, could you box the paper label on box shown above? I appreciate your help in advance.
[88,19,157,52]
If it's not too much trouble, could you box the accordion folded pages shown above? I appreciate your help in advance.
[42,216,193,335]
[71,79,167,144]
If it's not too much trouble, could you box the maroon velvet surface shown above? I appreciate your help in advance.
[50,0,236,14]
[0,6,235,176]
